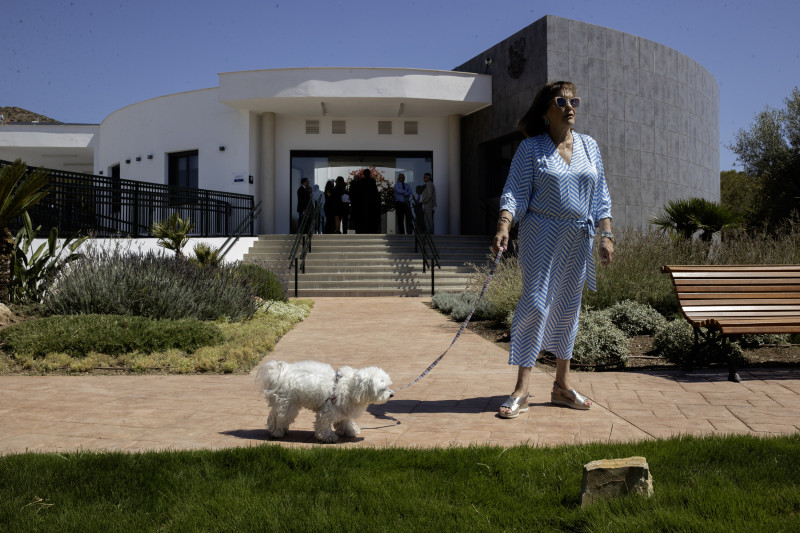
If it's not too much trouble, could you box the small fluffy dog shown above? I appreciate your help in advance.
[256,360,394,443]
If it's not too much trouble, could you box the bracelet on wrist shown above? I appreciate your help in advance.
[599,231,615,243]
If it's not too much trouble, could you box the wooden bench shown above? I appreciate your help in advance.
[661,265,800,382]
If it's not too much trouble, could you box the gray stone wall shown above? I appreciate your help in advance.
[455,15,719,233]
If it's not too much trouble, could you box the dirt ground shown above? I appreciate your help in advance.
[466,319,800,371]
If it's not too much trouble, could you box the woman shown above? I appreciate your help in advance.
[492,81,614,418]
[334,176,349,233]
[323,180,338,234]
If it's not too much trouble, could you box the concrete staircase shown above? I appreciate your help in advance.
[242,234,492,297]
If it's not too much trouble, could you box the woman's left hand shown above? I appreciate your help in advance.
[599,239,614,266]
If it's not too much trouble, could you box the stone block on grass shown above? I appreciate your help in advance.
[580,456,653,507]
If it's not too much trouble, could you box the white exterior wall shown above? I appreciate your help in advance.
[95,89,257,198]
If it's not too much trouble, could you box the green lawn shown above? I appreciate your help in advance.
[2,434,798,532]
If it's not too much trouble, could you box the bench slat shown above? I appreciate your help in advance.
[669,271,800,279]
[674,283,800,292]
[663,265,800,273]
[681,302,800,309]
[719,325,800,334]
[675,293,800,300]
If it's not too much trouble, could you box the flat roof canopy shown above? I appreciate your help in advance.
[218,67,492,117]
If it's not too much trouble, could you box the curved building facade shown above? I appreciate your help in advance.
[455,15,719,233]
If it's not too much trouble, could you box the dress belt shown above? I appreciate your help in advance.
[527,209,598,292]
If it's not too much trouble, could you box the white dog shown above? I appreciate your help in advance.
[256,360,394,443]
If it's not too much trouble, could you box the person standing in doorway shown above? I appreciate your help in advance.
[361,168,381,233]
[334,176,349,233]
[420,172,436,233]
[393,173,413,234]
[296,177,312,225]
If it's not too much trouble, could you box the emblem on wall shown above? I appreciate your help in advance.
[507,38,527,79]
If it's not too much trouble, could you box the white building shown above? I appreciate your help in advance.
[1,68,491,235]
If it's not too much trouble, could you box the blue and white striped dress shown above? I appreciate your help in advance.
[499,132,612,367]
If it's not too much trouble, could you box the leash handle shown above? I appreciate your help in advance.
[397,248,505,391]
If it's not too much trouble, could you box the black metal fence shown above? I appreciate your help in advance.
[1,160,256,237]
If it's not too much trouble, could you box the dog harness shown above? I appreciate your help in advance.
[327,371,341,404]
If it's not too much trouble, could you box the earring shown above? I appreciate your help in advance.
[544,118,550,126]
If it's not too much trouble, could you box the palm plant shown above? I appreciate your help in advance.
[192,242,223,267]
[650,197,742,241]
[649,198,700,240]
[152,212,194,258]
[0,160,51,304]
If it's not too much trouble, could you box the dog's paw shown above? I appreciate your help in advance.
[335,421,360,438]
[268,429,285,439]
[316,431,339,444]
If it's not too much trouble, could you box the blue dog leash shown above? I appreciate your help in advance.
[397,248,505,391]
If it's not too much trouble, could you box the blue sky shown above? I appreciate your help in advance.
[2,0,798,171]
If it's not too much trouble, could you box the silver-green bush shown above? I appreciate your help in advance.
[607,299,668,336]
[652,319,743,369]
[431,291,495,322]
[734,333,790,348]
[43,242,260,321]
[572,309,629,368]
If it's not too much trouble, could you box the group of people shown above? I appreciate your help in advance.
[296,170,438,235]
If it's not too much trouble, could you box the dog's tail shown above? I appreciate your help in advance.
[255,360,286,393]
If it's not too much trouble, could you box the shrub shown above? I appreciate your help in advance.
[607,299,668,336]
[152,212,193,258]
[652,319,696,367]
[653,319,744,369]
[431,291,495,322]
[10,212,88,304]
[734,333,790,348]
[0,314,223,357]
[42,242,260,321]
[571,309,629,368]
[233,262,288,302]
[467,251,522,323]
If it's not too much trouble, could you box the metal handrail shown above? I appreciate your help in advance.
[410,198,441,295]
[287,200,322,296]
[0,159,255,238]
[218,200,262,260]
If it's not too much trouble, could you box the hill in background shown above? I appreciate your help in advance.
[0,106,61,125]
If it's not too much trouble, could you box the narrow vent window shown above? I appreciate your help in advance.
[306,120,320,134]
[378,121,393,135]
[332,120,346,134]
[404,121,418,135]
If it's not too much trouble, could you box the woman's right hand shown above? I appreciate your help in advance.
[492,228,509,256]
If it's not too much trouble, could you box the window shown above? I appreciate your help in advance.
[306,120,320,134]
[168,150,198,190]
[110,164,121,214]
[378,121,393,135]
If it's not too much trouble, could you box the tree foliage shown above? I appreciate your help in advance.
[729,87,800,229]
[0,159,51,304]
[649,197,741,241]
[152,212,194,258]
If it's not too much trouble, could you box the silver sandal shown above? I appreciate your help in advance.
[498,393,530,419]
[550,381,592,410]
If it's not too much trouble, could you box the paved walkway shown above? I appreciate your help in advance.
[2,297,799,454]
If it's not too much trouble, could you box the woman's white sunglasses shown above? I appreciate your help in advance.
[555,96,581,108]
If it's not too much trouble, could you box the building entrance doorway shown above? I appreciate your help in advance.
[290,150,432,233]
